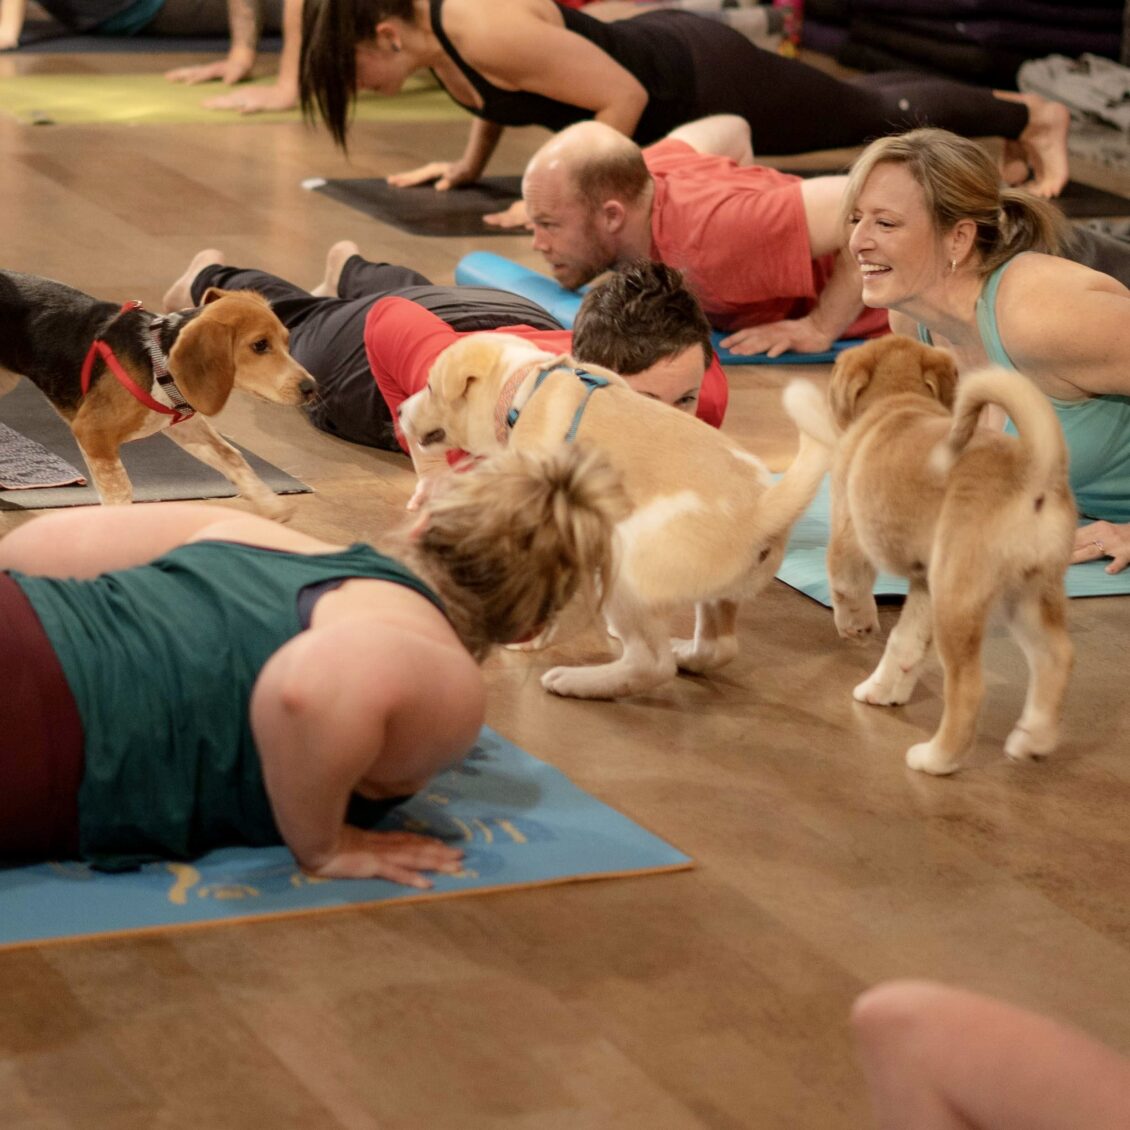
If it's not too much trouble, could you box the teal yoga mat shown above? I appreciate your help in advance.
[776,476,1130,607]
[454,252,867,365]
[0,727,692,951]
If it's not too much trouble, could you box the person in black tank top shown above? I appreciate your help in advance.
[0,445,626,881]
[298,0,1072,209]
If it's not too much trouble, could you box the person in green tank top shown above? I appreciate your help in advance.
[0,445,626,883]
[842,127,1130,576]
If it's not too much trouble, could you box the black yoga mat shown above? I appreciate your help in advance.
[306,175,524,237]
[0,381,310,510]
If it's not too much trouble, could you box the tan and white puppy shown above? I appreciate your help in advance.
[785,335,1075,774]
[0,271,315,519]
[400,332,830,700]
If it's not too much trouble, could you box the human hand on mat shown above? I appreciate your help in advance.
[165,52,254,87]
[1072,521,1130,574]
[303,826,465,886]
[719,316,835,358]
[204,82,299,114]
[483,200,531,230]
[388,160,479,192]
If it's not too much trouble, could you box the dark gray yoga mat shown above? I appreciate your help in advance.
[306,175,524,237]
[0,381,310,510]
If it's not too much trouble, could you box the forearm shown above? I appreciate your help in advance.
[0,0,28,48]
[458,118,505,180]
[226,0,261,66]
[274,0,303,93]
[807,250,866,341]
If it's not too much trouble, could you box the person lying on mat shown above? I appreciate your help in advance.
[516,115,1130,359]
[0,444,624,881]
[844,127,1130,575]
[0,0,280,50]
[853,980,1130,1129]
[295,0,1072,210]
[163,246,725,500]
[164,0,302,114]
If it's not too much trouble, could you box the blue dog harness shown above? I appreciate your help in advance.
[507,365,612,442]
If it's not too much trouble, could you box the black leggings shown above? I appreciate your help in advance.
[677,19,1029,156]
[193,258,562,450]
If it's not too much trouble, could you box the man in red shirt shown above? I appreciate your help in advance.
[520,114,890,359]
[164,244,726,492]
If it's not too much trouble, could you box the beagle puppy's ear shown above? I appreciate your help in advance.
[200,287,227,306]
[921,346,960,409]
[167,313,236,416]
[829,348,874,431]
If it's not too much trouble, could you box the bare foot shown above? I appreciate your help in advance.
[995,91,1071,198]
[163,248,224,311]
[311,239,359,298]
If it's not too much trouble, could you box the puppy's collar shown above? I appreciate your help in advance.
[493,358,547,444]
[502,363,612,443]
[145,314,194,420]
[80,301,195,425]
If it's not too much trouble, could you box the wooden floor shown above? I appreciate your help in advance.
[3,47,1130,1130]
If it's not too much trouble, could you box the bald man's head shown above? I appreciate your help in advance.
[522,122,651,290]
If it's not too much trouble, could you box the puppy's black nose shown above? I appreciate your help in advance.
[299,377,316,403]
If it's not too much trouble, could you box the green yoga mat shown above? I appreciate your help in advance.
[0,727,692,951]
[776,476,1130,606]
[0,72,467,125]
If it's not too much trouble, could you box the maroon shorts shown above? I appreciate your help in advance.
[0,573,84,860]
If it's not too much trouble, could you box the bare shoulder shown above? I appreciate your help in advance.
[440,0,559,39]
[185,515,348,555]
[1000,252,1130,304]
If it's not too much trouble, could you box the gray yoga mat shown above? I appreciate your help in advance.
[0,381,310,510]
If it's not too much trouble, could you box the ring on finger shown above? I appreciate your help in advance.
[1093,539,1106,553]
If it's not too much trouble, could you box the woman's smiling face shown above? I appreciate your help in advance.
[848,162,950,309]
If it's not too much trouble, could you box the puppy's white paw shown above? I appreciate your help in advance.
[905,739,962,776]
[254,495,294,523]
[853,671,913,706]
[1004,723,1057,762]
[541,664,619,700]
[671,635,739,674]
[834,604,880,640]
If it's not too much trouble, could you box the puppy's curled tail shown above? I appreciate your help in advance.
[408,444,631,659]
[939,366,1068,490]
[751,381,835,542]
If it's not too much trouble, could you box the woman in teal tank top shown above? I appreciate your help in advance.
[843,127,1130,576]
[0,445,625,882]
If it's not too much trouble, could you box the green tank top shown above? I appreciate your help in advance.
[11,541,444,871]
[917,257,1130,522]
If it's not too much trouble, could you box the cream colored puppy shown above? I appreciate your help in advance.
[400,333,830,700]
[785,336,1075,775]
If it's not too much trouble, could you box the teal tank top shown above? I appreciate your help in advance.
[917,258,1130,522]
[11,541,444,871]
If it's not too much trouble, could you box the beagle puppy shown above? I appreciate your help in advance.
[0,270,315,518]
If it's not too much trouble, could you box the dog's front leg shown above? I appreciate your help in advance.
[854,580,932,707]
[542,585,676,699]
[672,599,740,674]
[164,416,292,521]
[72,435,133,505]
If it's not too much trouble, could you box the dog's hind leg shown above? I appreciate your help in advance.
[672,599,739,674]
[854,581,932,707]
[1003,580,1073,762]
[829,512,880,640]
[164,415,292,521]
[541,586,676,699]
[905,587,991,775]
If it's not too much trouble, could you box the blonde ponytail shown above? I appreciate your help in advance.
[395,445,629,660]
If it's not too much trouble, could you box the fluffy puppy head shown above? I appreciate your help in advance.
[829,336,959,430]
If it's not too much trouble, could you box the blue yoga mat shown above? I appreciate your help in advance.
[0,727,691,951]
[454,252,866,365]
[777,476,1130,607]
